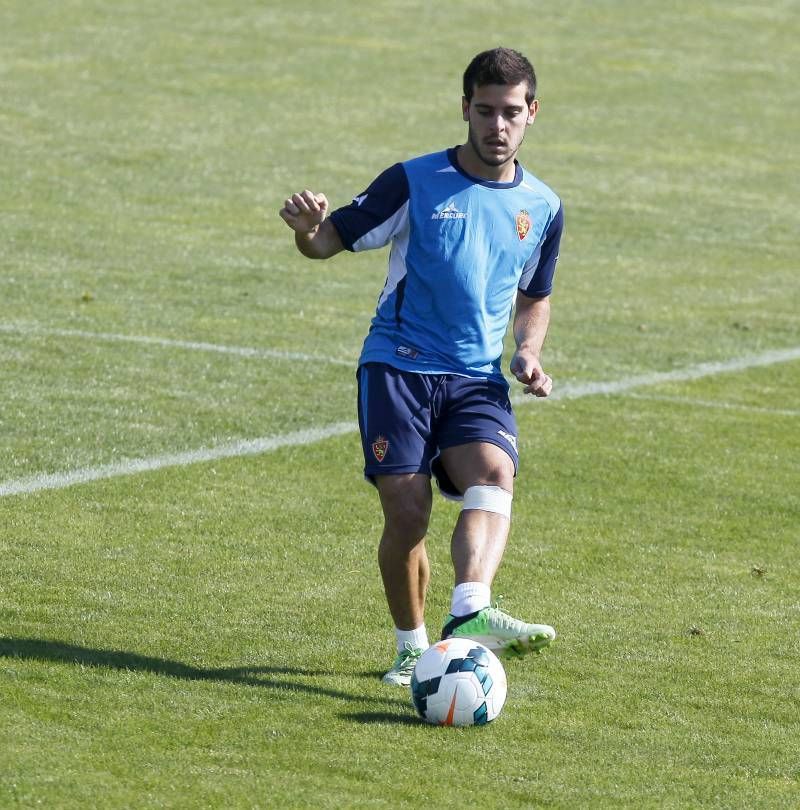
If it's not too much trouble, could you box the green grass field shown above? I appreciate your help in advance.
[2,1,799,807]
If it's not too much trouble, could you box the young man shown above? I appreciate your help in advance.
[279,47,563,686]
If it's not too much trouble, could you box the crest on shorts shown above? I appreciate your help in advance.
[372,436,389,462]
[516,209,531,241]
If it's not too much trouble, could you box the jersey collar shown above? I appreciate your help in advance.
[447,147,523,189]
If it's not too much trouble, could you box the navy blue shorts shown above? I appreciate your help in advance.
[356,362,519,498]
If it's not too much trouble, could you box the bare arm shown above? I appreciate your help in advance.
[279,189,344,259]
[509,292,553,397]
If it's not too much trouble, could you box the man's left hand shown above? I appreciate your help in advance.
[510,351,553,397]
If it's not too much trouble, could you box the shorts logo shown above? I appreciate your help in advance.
[516,210,532,241]
[498,430,518,452]
[372,436,389,462]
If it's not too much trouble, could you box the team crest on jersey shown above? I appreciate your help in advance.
[516,210,532,241]
[372,436,389,462]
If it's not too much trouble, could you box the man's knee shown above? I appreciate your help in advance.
[376,474,432,543]
[440,442,515,495]
[383,498,431,542]
[473,463,514,491]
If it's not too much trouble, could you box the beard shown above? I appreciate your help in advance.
[467,124,522,169]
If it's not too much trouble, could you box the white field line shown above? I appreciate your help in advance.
[0,323,354,367]
[625,393,800,418]
[2,344,799,498]
[512,345,800,404]
[0,423,357,498]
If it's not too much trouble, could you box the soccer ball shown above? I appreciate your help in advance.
[410,638,507,726]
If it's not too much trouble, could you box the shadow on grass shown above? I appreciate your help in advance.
[357,669,392,680]
[342,711,421,726]
[0,636,410,711]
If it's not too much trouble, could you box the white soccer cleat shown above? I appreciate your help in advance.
[381,642,423,686]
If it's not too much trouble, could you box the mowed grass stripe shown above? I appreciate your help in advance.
[0,322,355,367]
[2,345,798,498]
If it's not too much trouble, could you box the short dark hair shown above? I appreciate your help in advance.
[462,47,537,104]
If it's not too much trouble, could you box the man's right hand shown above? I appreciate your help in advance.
[279,190,329,233]
[278,189,343,259]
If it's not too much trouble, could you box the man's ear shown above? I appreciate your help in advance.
[527,99,539,125]
[462,96,470,122]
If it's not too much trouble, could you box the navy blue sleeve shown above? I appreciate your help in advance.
[328,163,410,252]
[519,204,564,298]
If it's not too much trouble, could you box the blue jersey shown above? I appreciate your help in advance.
[329,148,563,385]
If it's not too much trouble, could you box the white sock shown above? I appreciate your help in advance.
[450,582,491,617]
[395,624,429,653]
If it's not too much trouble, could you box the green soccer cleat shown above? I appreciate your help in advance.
[381,642,423,687]
[441,605,556,659]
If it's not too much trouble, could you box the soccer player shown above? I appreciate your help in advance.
[279,47,563,686]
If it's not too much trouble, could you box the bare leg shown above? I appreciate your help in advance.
[439,442,556,655]
[439,442,514,587]
[450,509,510,585]
[375,473,432,630]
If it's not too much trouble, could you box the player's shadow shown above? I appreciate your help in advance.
[0,636,411,712]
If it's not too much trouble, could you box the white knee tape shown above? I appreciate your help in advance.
[462,485,512,518]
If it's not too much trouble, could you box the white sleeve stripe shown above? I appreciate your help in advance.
[377,233,410,308]
[352,200,410,252]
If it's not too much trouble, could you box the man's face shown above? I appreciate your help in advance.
[462,82,538,170]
